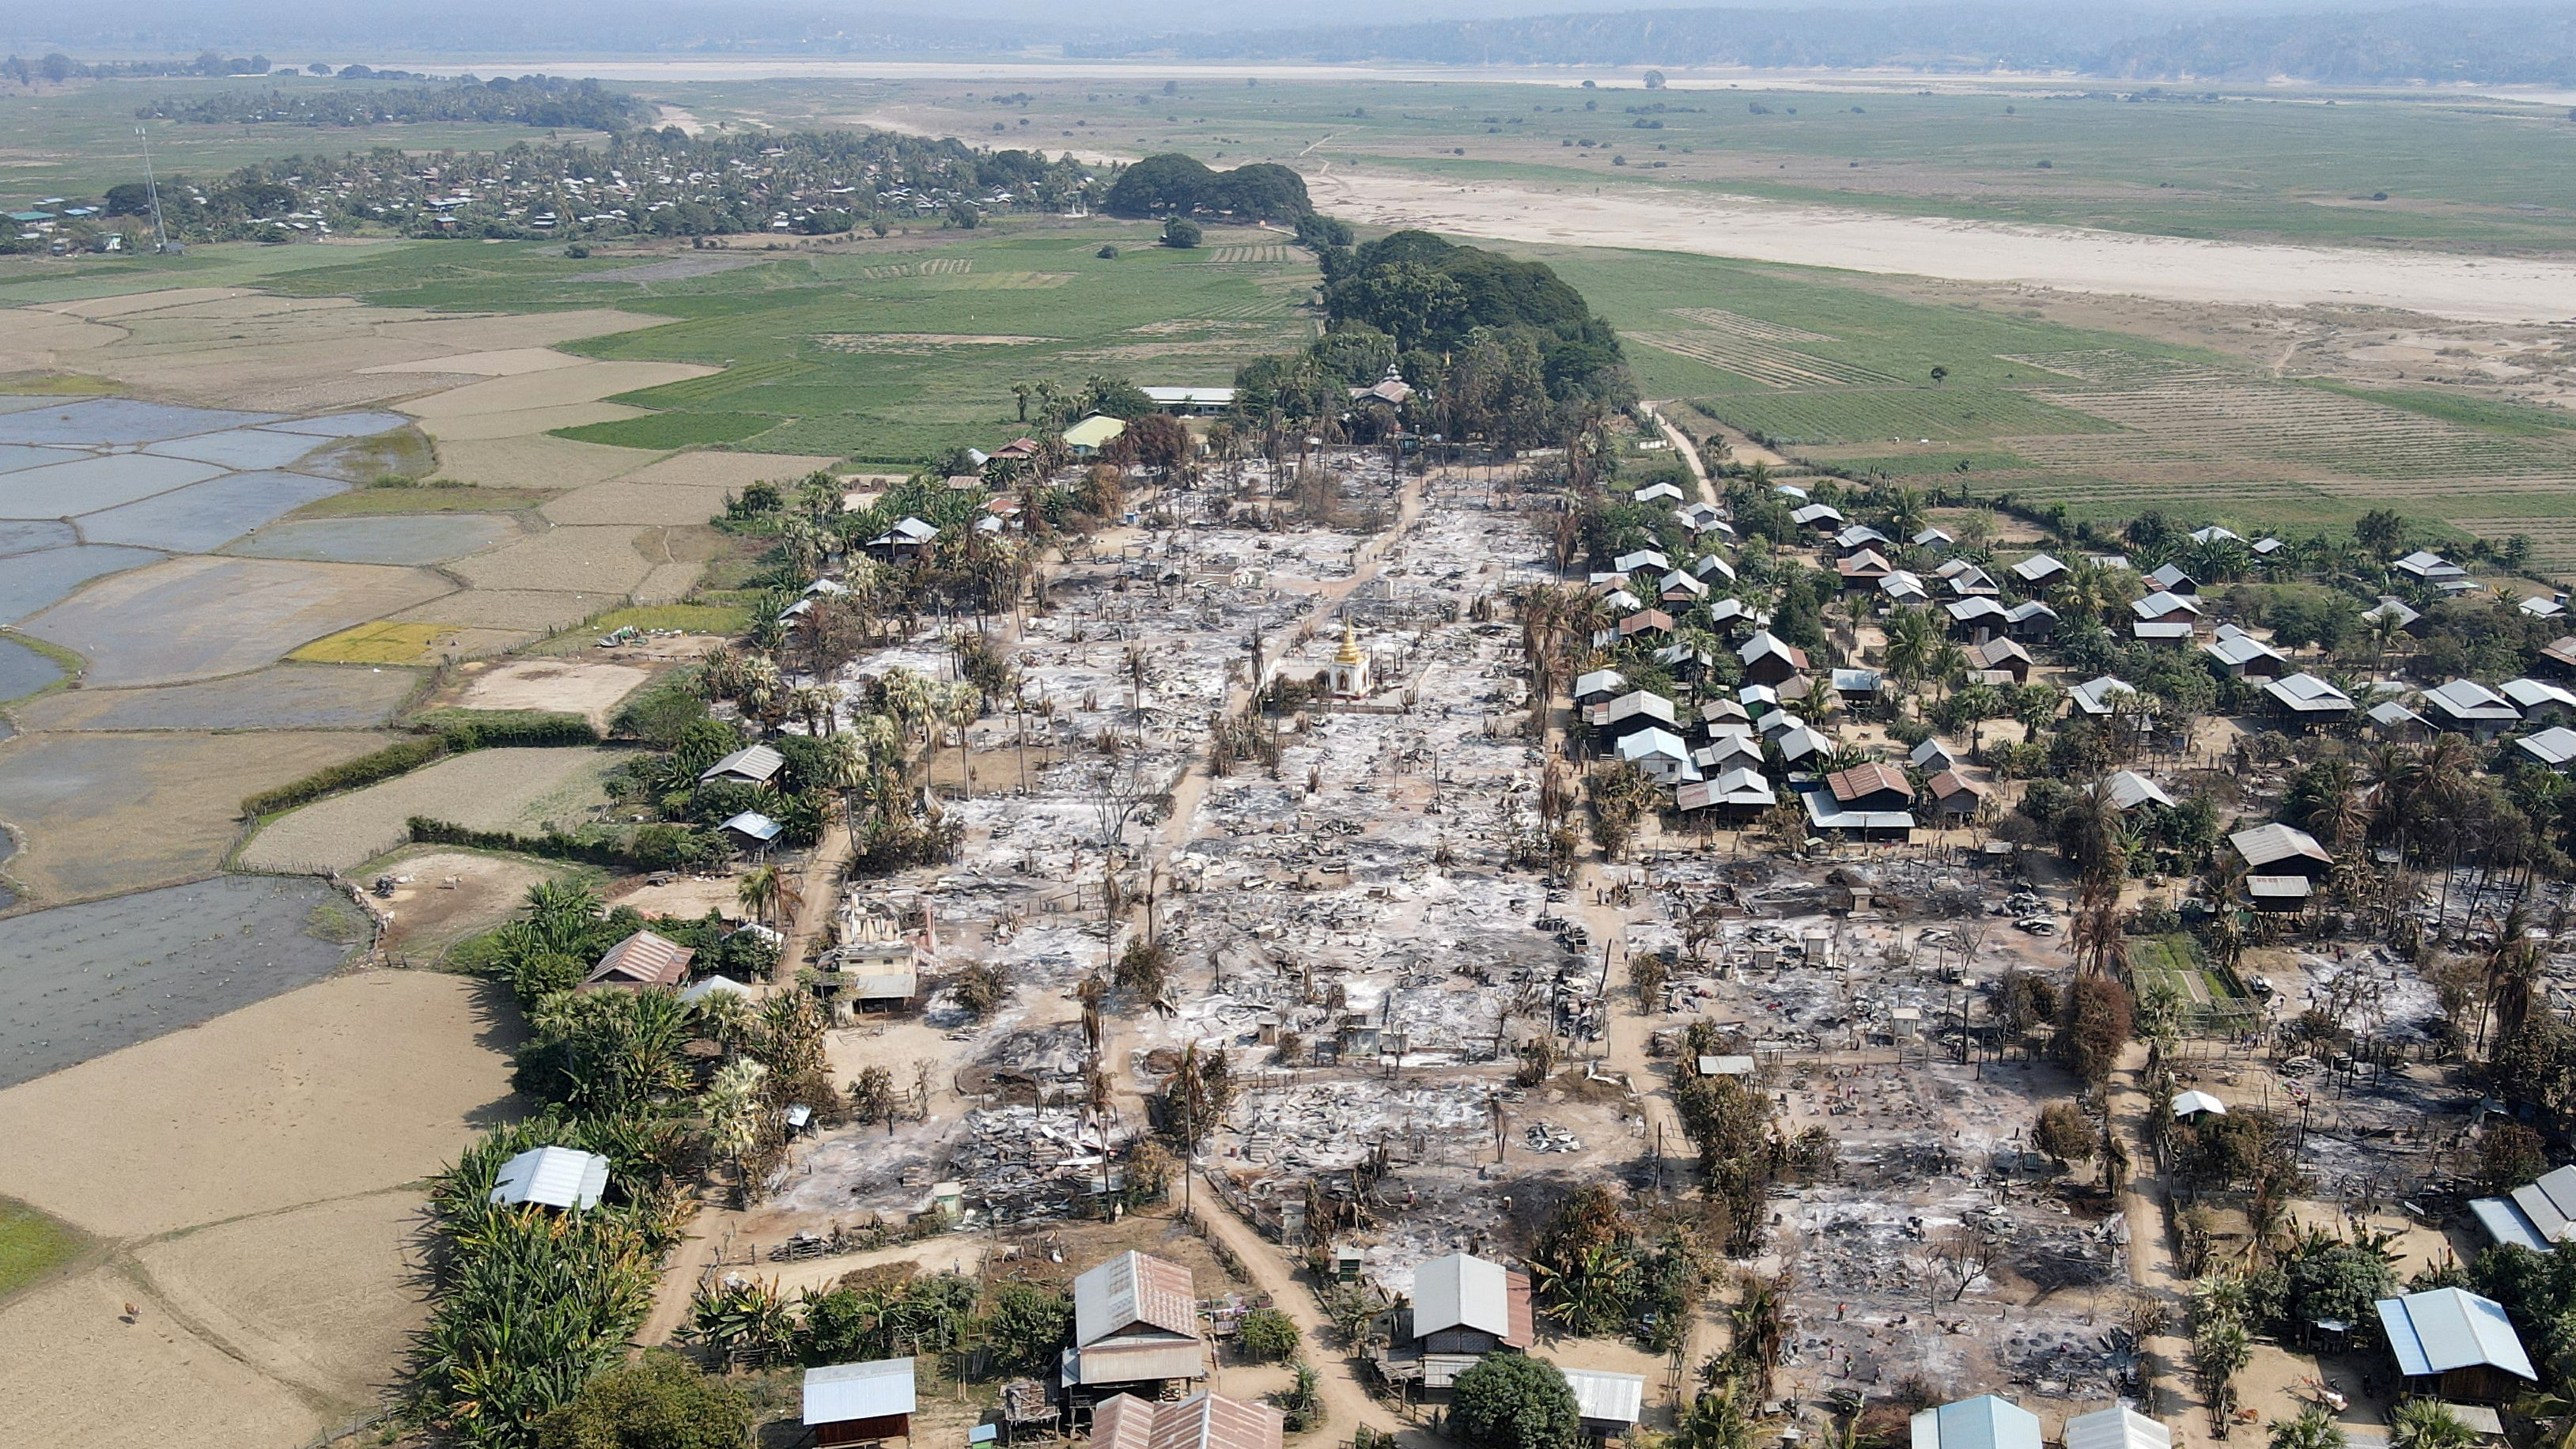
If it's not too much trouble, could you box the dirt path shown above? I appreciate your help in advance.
[1640,403,1716,510]
[2106,1039,2206,1439]
[1187,1186,1425,1440]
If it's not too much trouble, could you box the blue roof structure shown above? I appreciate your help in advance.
[1912,1395,2042,1449]
[2377,1288,2536,1381]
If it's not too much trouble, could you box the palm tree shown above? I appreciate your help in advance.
[1010,380,1034,423]
[738,864,783,926]
[2390,1399,2472,1449]
[2268,1405,2349,1449]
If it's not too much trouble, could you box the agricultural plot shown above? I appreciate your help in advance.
[450,658,650,728]
[0,876,356,1088]
[0,730,390,902]
[1628,329,1905,388]
[289,621,460,665]
[0,544,161,624]
[258,226,1322,463]
[15,664,418,733]
[74,470,347,552]
[0,638,62,703]
[23,555,454,687]
[224,513,519,566]
[238,744,626,876]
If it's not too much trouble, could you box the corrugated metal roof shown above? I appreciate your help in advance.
[2471,1197,2551,1254]
[2172,1090,2227,1118]
[1911,1395,2043,1449]
[1698,1055,1756,1076]
[2063,1406,2171,1449]
[490,1145,609,1210]
[700,743,785,784]
[1414,1252,1514,1341]
[1074,1250,1198,1347]
[804,1357,917,1424]
[1064,1341,1207,1387]
[1561,1368,1647,1424]
[1092,1391,1283,1449]
[845,968,918,1001]
[2377,1288,2536,1379]
[586,929,695,989]
[2230,823,2332,871]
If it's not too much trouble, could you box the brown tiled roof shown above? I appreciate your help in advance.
[1926,770,1984,801]
[1092,1394,1284,1449]
[1825,762,1912,804]
[584,929,694,989]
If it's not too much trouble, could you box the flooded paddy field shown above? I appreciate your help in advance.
[225,513,518,566]
[14,664,418,732]
[0,543,161,622]
[22,554,453,686]
[0,875,360,1088]
[0,636,62,702]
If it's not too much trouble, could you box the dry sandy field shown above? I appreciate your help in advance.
[0,729,391,902]
[238,743,626,875]
[1308,165,2576,324]
[449,656,652,727]
[369,847,579,958]
[0,969,520,1449]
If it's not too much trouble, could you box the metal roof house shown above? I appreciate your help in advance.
[2009,553,2067,587]
[1738,630,1809,686]
[2063,1406,2171,1449]
[1408,1252,1535,1365]
[2230,823,2332,877]
[2395,550,2468,583]
[1614,727,1699,785]
[1572,669,1628,706]
[1676,766,1776,821]
[2067,676,2141,718]
[1911,737,1960,774]
[2471,1163,2576,1251]
[2205,623,2287,679]
[2423,679,2524,742]
[720,810,785,851]
[490,1145,610,1211]
[583,929,696,991]
[2145,562,2198,595]
[1911,1394,2042,1449]
[2517,725,2576,774]
[2104,770,2177,812]
[1613,548,1670,576]
[1140,386,1237,414]
[1632,482,1686,505]
[2265,672,2355,726]
[701,743,786,786]
[1590,690,1680,743]
[1062,414,1129,456]
[804,1357,917,1447]
[1065,1251,1205,1391]
[1560,1368,1647,1436]
[2504,677,2576,726]
[2377,1288,2536,1402]
[1091,1390,1283,1449]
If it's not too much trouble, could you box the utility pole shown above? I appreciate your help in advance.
[136,126,172,254]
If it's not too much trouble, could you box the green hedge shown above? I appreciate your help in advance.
[242,737,447,816]
[407,817,724,870]
[414,709,601,749]
[237,713,600,818]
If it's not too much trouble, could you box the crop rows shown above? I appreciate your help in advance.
[857,257,974,278]
[1665,307,1836,344]
[1206,244,1290,263]
[1697,385,2124,445]
[1632,331,1906,389]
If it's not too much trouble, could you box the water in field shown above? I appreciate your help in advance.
[0,876,356,1089]
[0,637,63,702]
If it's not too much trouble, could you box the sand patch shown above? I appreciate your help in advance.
[541,479,737,526]
[390,588,608,631]
[22,554,456,687]
[0,969,517,1236]
[240,745,622,874]
[454,656,650,725]
[423,399,649,441]
[358,346,588,377]
[0,729,392,901]
[612,449,842,488]
[429,433,664,486]
[448,525,656,594]
[131,1189,428,1411]
[0,308,127,374]
[399,361,718,421]
[1308,166,2576,325]
[372,848,573,955]
[0,1268,323,1449]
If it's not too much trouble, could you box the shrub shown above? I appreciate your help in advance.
[1161,217,1202,248]
[417,709,600,749]
[1238,1306,1300,1362]
[533,1349,748,1449]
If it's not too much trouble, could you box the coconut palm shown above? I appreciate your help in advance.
[2268,1405,2348,1449]
[737,864,783,926]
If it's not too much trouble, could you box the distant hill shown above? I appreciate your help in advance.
[1070,4,2576,86]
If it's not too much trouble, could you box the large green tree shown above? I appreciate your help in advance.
[534,1350,751,1449]
[1451,1352,1582,1449]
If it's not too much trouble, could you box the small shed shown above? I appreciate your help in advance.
[721,810,785,852]
[2063,1405,2171,1449]
[804,1357,917,1447]
[2377,1288,2536,1402]
[490,1145,609,1211]
[1560,1367,1647,1439]
[700,743,786,787]
[2172,1090,2227,1121]
[1912,1394,2041,1449]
